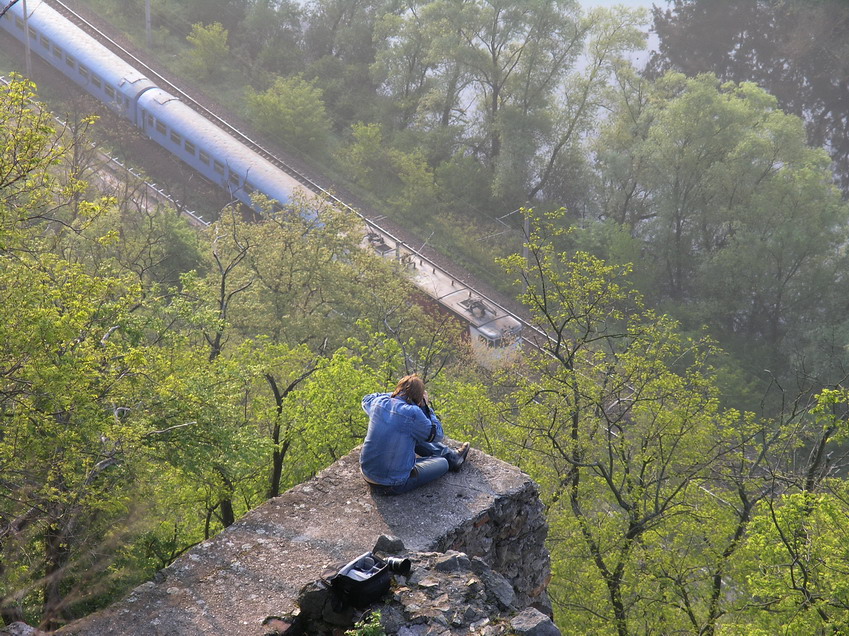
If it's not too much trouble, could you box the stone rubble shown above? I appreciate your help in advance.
[264,541,560,636]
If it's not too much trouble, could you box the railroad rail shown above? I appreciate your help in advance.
[30,0,537,349]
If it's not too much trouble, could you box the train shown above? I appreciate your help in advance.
[0,0,306,214]
[0,0,523,350]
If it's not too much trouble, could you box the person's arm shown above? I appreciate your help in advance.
[405,401,444,443]
[361,392,382,415]
[426,410,444,443]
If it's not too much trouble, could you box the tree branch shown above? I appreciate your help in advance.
[143,421,197,437]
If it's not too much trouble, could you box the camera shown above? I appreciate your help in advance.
[385,557,411,576]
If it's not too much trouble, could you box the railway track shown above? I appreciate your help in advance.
[40,0,539,348]
[50,0,316,190]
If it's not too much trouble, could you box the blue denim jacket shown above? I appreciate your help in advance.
[360,392,444,486]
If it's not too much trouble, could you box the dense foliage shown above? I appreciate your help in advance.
[0,75,464,628]
[72,0,648,294]
[2,0,849,633]
[649,0,849,195]
[447,212,849,634]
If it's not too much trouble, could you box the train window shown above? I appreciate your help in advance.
[244,181,255,194]
[15,16,23,29]
[213,161,225,176]
[145,113,153,128]
[198,150,210,165]
[170,131,182,145]
[28,27,35,39]
[39,35,49,48]
[91,75,102,89]
[483,335,503,348]
[52,46,63,59]
[155,119,166,135]
[65,54,76,69]
[184,140,196,155]
[79,65,89,80]
[229,172,240,187]
[105,85,115,99]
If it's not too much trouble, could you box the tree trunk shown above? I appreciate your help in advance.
[490,88,501,163]
[440,70,459,128]
[0,540,24,626]
[1,605,24,627]
[0,557,24,626]
[41,522,70,630]
[704,499,752,636]
[264,369,316,499]
[219,498,235,528]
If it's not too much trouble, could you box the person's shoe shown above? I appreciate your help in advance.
[450,442,470,472]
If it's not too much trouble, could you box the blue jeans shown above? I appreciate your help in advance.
[369,442,461,495]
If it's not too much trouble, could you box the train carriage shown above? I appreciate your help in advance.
[1,1,155,120]
[135,87,308,212]
[0,1,307,214]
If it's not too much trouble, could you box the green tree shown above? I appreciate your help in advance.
[247,75,332,154]
[304,0,395,63]
[186,22,230,79]
[158,0,245,32]
[201,195,375,349]
[302,0,396,126]
[732,387,849,634]
[743,489,849,634]
[592,72,849,384]
[275,348,382,487]
[0,66,464,630]
[448,0,581,165]
[368,2,645,210]
[0,75,71,214]
[649,0,849,194]
[342,122,438,221]
[137,334,273,532]
[370,6,440,130]
[0,251,160,627]
[237,339,321,499]
[0,75,249,626]
[235,0,304,75]
[446,208,849,634]
[492,210,742,634]
[63,192,203,290]
[527,6,647,203]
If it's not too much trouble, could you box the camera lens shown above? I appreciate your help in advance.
[385,557,411,576]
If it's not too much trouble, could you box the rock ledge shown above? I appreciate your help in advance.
[54,447,552,635]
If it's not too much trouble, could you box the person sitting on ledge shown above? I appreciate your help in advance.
[360,374,470,495]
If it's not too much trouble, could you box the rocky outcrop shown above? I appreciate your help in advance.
[268,545,559,635]
[53,446,554,635]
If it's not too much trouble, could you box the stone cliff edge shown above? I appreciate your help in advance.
[51,447,553,635]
